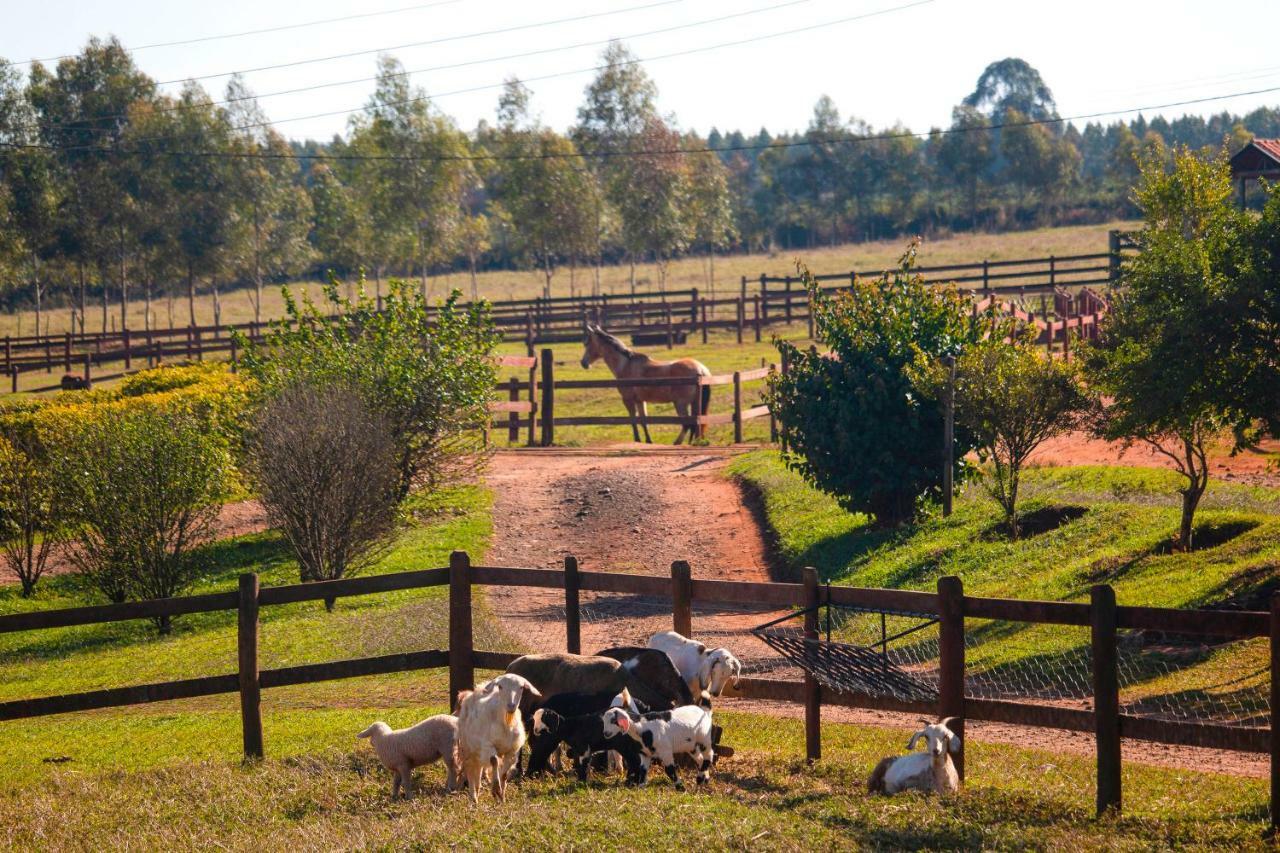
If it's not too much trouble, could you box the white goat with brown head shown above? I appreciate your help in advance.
[867,717,961,796]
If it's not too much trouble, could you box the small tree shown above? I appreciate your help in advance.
[913,333,1087,538]
[245,384,400,607]
[0,435,63,597]
[769,250,985,526]
[51,408,226,632]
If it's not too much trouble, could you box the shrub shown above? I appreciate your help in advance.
[50,407,227,632]
[912,332,1088,538]
[0,434,63,597]
[244,383,400,605]
[240,276,497,498]
[769,249,985,526]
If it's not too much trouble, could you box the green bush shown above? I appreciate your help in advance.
[768,249,985,526]
[0,434,63,597]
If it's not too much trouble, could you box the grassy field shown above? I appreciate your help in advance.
[2,220,1134,339]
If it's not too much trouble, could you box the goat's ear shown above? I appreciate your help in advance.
[948,733,962,754]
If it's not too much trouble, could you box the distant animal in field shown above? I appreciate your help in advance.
[867,717,962,796]
[356,714,460,798]
[580,324,711,444]
[60,373,89,391]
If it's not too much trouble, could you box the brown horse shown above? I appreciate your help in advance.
[580,324,711,444]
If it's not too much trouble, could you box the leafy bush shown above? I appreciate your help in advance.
[50,407,228,632]
[117,362,227,397]
[912,332,1088,538]
[0,434,63,597]
[768,249,985,526]
[240,276,498,498]
[244,383,400,605]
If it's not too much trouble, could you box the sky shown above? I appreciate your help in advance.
[4,0,1280,143]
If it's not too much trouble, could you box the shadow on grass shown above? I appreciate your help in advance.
[980,505,1089,541]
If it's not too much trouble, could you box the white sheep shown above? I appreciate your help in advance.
[456,674,542,803]
[356,714,460,798]
[602,705,715,790]
[647,630,742,698]
[866,717,962,796]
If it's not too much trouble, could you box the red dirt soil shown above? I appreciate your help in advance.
[483,444,1265,779]
[1030,432,1280,486]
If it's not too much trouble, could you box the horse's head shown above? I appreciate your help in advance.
[581,324,603,369]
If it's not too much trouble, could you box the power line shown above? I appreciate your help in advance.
[17,0,820,137]
[5,79,1277,165]
[8,0,466,67]
[54,0,938,153]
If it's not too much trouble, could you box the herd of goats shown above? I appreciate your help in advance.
[356,630,962,803]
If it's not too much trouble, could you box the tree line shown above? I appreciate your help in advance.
[2,40,1278,333]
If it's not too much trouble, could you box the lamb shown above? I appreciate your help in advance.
[455,674,541,803]
[866,717,962,796]
[523,689,629,776]
[530,705,646,784]
[647,630,742,698]
[506,652,689,717]
[602,705,715,791]
[355,714,460,798]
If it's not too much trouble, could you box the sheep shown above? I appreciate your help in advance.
[602,705,715,791]
[455,674,541,803]
[594,646,696,708]
[866,717,962,796]
[356,714,460,799]
[530,705,646,784]
[506,652,688,718]
[647,630,742,698]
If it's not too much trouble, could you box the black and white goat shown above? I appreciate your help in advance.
[530,703,646,784]
[601,705,715,791]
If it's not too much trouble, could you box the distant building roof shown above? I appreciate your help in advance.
[1230,139,1280,179]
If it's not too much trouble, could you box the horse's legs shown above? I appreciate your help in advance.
[623,396,641,443]
[637,401,653,444]
[673,401,688,445]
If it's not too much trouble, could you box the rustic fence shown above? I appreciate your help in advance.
[0,552,1272,824]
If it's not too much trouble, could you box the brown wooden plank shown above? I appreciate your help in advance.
[825,586,938,614]
[0,591,239,634]
[740,404,771,421]
[724,677,936,715]
[259,650,448,689]
[689,578,804,607]
[1116,605,1266,638]
[695,412,737,426]
[1118,714,1266,753]
[473,650,520,671]
[966,697,1094,732]
[577,571,671,596]
[495,355,537,368]
[964,596,1091,625]
[0,673,240,721]
[470,566,565,589]
[258,568,448,606]
[487,401,534,413]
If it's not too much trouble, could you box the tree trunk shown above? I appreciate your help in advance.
[212,279,221,328]
[118,225,128,333]
[78,262,87,335]
[468,255,478,302]
[253,208,263,324]
[30,252,41,339]
[629,255,636,297]
[101,270,108,334]
[187,262,197,328]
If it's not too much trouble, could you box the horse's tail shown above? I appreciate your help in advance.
[699,383,711,439]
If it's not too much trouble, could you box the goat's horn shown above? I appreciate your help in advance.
[917,717,932,726]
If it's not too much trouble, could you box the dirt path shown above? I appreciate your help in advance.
[1031,432,1280,486]
[483,445,1266,779]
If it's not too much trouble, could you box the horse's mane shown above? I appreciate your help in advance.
[592,327,636,360]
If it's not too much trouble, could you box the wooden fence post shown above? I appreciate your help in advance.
[1271,590,1280,832]
[229,335,238,373]
[237,572,264,761]
[700,299,709,344]
[732,371,743,444]
[507,377,520,444]
[937,574,965,780]
[122,327,131,370]
[565,555,581,655]
[784,275,792,322]
[527,363,537,447]
[64,332,71,372]
[525,310,534,357]
[82,353,91,389]
[10,366,17,394]
[1092,584,1121,817]
[803,566,821,763]
[779,350,790,454]
[671,560,692,638]
[540,348,554,447]
[449,551,474,707]
[768,363,778,443]
[753,296,762,342]
[736,297,744,344]
[689,287,699,327]
[664,303,673,349]
[943,356,955,517]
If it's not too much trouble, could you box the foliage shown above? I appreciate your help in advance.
[911,332,1088,538]
[0,433,62,596]
[609,116,692,291]
[1082,146,1251,551]
[244,383,400,602]
[768,249,984,525]
[49,406,227,631]
[239,276,498,498]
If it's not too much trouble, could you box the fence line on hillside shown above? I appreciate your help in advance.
[0,551,1271,824]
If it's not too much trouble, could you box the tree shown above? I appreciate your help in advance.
[0,434,63,597]
[1000,108,1080,217]
[245,383,400,605]
[609,116,691,293]
[1082,146,1250,551]
[935,105,994,223]
[964,58,1057,122]
[684,145,736,297]
[913,333,1087,538]
[768,249,985,526]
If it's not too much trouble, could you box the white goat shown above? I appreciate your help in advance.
[456,674,541,803]
[867,717,961,796]
[647,630,742,698]
[356,714,460,798]
[602,705,715,790]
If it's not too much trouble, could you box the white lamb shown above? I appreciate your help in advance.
[456,674,541,803]
[647,630,742,698]
[356,714,460,799]
[866,717,962,796]
[602,704,715,790]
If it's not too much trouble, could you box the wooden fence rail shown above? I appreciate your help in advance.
[0,551,1271,825]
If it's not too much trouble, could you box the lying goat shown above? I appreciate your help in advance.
[867,717,961,796]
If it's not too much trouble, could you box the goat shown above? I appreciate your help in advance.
[602,705,715,791]
[647,631,742,698]
[506,652,688,719]
[530,706,646,784]
[356,715,460,798]
[523,690,627,776]
[867,717,962,796]
[594,646,696,709]
[456,674,541,803]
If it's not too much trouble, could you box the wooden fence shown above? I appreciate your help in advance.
[0,552,1272,824]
